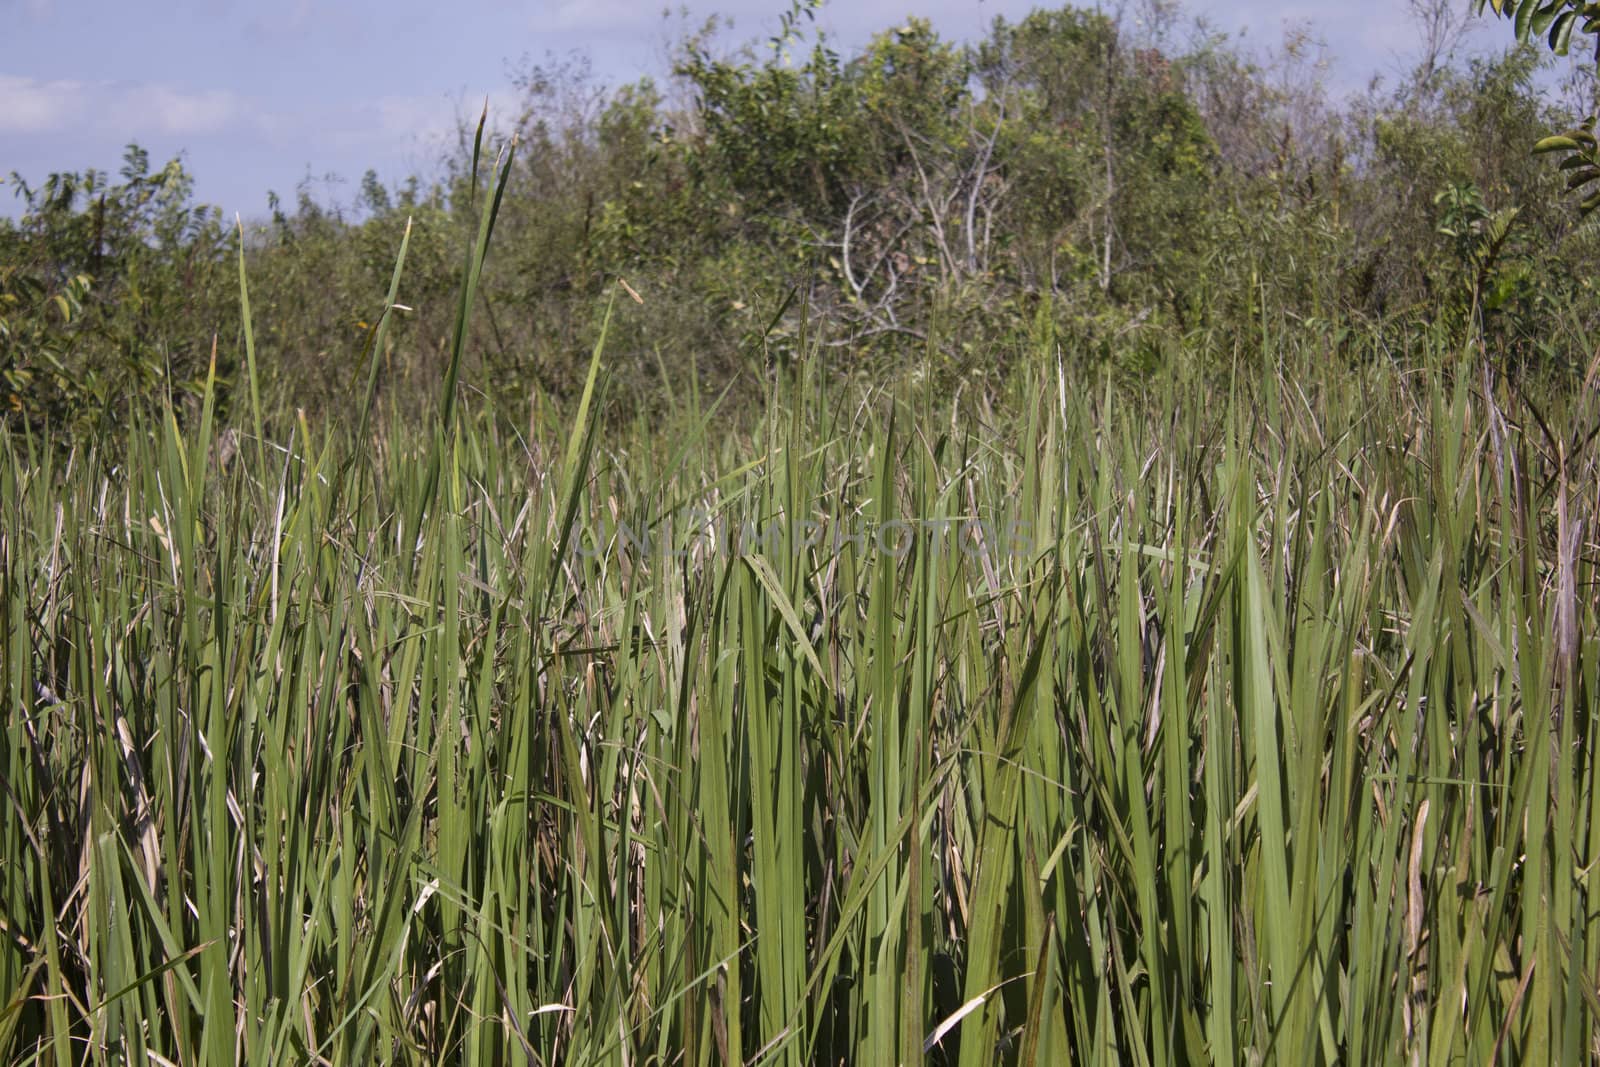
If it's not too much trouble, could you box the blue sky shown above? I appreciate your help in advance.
[2,1,1465,219]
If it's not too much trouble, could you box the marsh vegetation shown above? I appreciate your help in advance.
[5,2,1600,1063]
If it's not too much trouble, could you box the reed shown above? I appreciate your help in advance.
[3,196,1598,1063]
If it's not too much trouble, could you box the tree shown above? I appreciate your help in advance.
[1,146,229,431]
[1474,0,1600,212]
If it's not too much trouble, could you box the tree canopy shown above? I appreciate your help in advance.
[5,2,1599,436]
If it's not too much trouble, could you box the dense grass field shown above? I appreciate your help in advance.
[3,320,1599,1064]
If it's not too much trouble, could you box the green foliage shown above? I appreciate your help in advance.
[0,146,229,432]
[1533,116,1600,212]
[7,3,1600,436]
[1475,0,1589,57]
[1433,180,1532,332]
[676,27,862,219]
[5,322,1600,1064]
[1474,0,1600,212]
[0,265,91,416]
[8,9,1600,1062]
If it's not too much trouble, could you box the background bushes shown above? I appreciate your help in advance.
[4,2,1599,435]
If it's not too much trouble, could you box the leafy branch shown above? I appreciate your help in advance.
[1476,0,1600,210]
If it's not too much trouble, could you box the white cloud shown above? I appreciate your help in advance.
[0,73,241,136]
[372,87,524,144]
[0,74,79,133]
[114,85,239,135]
[546,0,648,34]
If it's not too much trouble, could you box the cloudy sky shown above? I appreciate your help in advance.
[2,1,1464,219]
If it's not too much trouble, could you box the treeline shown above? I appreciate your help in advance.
[3,2,1598,434]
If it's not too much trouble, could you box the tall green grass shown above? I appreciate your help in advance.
[3,179,1599,1061]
